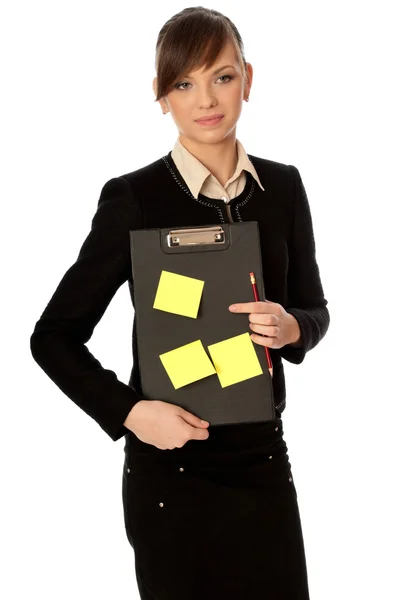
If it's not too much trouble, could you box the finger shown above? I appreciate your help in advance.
[229,301,271,313]
[250,332,273,347]
[185,423,210,440]
[249,322,267,335]
[249,322,279,337]
[249,312,278,325]
[180,409,209,428]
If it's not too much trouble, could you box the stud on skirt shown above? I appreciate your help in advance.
[121,416,310,600]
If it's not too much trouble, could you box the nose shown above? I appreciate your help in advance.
[196,86,217,109]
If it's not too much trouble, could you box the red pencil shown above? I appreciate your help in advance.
[249,272,273,378]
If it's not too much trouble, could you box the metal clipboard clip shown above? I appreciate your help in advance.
[167,225,226,247]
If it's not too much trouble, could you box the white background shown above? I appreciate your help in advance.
[2,1,397,598]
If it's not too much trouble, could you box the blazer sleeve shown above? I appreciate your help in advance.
[30,176,145,441]
[277,165,330,364]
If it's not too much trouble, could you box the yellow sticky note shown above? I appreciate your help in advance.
[153,270,204,318]
[159,340,216,389]
[207,332,263,388]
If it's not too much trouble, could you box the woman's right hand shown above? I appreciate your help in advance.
[123,400,210,450]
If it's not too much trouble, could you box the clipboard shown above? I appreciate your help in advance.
[129,221,275,426]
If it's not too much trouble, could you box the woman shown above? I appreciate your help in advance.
[30,6,330,600]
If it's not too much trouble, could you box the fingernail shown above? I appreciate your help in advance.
[229,305,236,311]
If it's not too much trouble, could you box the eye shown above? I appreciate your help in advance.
[174,82,190,90]
[219,75,233,83]
[174,74,234,90]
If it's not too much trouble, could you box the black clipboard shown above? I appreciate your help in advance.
[129,221,275,426]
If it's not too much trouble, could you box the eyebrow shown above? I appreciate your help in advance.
[213,64,237,74]
[184,64,237,78]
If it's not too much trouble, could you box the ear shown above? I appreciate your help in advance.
[244,63,253,97]
[152,76,158,97]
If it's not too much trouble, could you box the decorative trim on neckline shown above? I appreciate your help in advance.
[162,154,258,223]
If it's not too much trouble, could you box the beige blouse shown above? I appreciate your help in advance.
[171,137,265,202]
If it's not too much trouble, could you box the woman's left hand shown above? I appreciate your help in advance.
[228,300,301,349]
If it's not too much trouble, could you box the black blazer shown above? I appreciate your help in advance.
[30,151,330,441]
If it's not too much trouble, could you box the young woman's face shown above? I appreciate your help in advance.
[158,39,252,144]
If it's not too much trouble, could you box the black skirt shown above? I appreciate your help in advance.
[121,415,310,600]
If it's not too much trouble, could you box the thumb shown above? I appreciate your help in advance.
[180,409,209,428]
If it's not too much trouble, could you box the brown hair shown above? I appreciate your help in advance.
[154,6,248,102]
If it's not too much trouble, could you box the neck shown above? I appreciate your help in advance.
[178,131,238,188]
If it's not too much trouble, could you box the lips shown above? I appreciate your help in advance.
[196,114,224,122]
